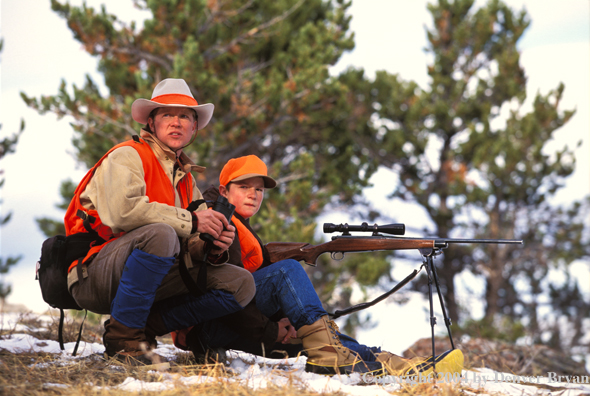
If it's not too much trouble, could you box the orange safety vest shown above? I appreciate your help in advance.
[64,137,194,272]
[233,216,265,273]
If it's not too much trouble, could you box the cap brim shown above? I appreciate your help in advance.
[231,173,277,189]
[131,99,214,130]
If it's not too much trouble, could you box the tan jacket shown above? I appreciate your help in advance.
[80,129,206,237]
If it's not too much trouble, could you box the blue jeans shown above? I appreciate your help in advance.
[196,260,382,361]
[252,259,327,329]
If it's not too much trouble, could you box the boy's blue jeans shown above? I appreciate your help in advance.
[197,259,382,361]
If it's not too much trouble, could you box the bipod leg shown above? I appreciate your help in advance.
[421,252,437,372]
[430,256,456,350]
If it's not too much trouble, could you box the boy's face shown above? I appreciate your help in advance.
[220,177,265,220]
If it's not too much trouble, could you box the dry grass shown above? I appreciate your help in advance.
[2,310,568,396]
[0,310,351,396]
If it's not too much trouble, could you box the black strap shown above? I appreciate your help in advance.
[57,309,87,356]
[178,199,211,296]
[186,199,206,213]
[58,309,67,351]
[329,268,421,319]
[75,257,85,286]
[178,240,211,297]
[75,210,106,243]
[72,310,87,356]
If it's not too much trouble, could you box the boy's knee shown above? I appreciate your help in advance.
[280,259,303,273]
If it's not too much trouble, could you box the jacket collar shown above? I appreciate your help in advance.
[139,129,206,173]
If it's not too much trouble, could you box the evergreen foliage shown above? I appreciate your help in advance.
[351,0,589,349]
[23,0,589,354]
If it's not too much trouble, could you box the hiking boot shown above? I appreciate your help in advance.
[103,317,170,370]
[183,327,228,365]
[193,346,228,365]
[297,315,384,376]
[377,349,464,379]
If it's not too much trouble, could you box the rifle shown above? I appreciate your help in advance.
[264,222,524,372]
[265,222,523,266]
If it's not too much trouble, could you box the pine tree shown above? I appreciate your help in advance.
[23,0,382,322]
[353,0,589,348]
[24,0,375,232]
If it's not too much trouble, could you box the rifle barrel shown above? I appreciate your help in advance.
[333,235,523,245]
[436,238,523,244]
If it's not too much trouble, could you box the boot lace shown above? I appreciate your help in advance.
[327,319,341,333]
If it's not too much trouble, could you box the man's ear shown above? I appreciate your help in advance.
[219,185,228,198]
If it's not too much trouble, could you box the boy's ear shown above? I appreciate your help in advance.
[219,185,228,198]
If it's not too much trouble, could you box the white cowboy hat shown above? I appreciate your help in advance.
[131,78,214,129]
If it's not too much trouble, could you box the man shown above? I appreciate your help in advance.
[64,79,255,366]
[175,155,464,377]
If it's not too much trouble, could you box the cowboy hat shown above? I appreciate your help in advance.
[220,155,277,189]
[131,78,214,129]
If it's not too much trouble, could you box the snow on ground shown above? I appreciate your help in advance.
[1,312,589,396]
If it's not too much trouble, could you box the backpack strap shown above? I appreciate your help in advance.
[76,210,100,237]
[57,308,87,356]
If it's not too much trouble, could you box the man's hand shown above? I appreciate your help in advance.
[209,225,235,254]
[276,317,297,344]
[194,210,235,253]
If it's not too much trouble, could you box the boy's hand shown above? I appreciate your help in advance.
[276,318,297,344]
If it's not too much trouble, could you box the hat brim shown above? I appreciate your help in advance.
[131,99,214,130]
[231,173,277,189]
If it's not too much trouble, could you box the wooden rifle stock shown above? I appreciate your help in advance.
[265,237,435,266]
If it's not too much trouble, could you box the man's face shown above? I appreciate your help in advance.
[220,177,265,220]
[148,107,197,152]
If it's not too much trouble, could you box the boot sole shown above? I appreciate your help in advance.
[305,360,384,376]
[404,349,464,378]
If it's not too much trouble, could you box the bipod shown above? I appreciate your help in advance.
[419,247,455,375]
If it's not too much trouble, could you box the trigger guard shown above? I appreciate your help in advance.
[331,252,344,261]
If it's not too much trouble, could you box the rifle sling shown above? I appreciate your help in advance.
[328,268,420,320]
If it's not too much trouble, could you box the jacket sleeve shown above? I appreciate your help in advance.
[82,146,193,237]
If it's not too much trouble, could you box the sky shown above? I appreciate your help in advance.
[1,0,589,355]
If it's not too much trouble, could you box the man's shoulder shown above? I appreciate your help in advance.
[97,144,143,170]
[108,143,143,158]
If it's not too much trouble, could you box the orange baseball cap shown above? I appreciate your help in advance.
[219,155,277,188]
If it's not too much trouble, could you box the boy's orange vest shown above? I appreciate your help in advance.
[232,216,264,273]
[64,138,193,272]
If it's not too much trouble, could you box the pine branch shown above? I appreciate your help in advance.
[203,0,305,60]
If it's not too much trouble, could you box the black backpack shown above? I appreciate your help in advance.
[36,230,104,354]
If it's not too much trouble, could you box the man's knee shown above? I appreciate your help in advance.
[134,223,180,257]
[208,264,255,307]
[233,270,255,307]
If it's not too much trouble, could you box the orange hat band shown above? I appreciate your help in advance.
[151,93,199,106]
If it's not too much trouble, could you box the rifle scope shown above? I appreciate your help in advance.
[323,222,405,236]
